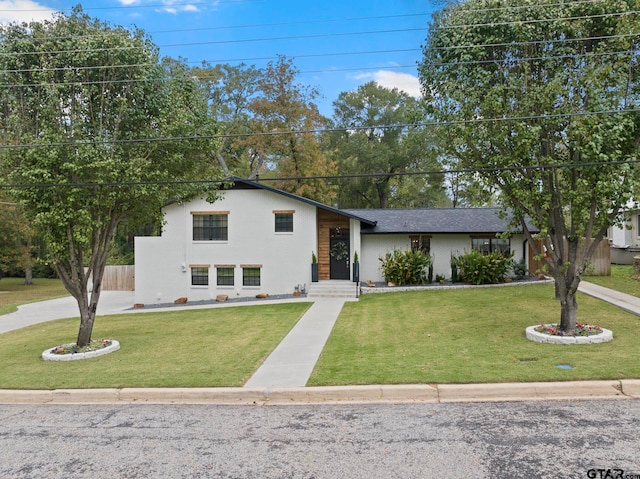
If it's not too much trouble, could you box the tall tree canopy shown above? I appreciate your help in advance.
[330,81,447,208]
[192,57,336,203]
[0,8,218,346]
[420,0,640,332]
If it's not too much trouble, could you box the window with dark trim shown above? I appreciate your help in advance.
[216,267,234,286]
[471,237,511,256]
[410,235,431,254]
[191,267,209,286]
[242,267,261,286]
[193,213,228,241]
[274,211,294,233]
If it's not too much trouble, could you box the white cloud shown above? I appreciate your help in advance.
[0,0,57,24]
[117,0,140,5]
[372,71,422,98]
[347,70,422,98]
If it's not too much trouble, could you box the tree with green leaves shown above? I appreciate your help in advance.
[0,8,219,346]
[330,81,446,208]
[420,0,639,333]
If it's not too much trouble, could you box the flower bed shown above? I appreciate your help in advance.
[42,339,120,361]
[525,324,612,344]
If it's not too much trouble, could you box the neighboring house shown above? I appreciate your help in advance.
[134,178,535,305]
[609,208,640,264]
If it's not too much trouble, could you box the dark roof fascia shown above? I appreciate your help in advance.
[224,177,377,226]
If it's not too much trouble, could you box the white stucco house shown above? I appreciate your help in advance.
[134,177,536,305]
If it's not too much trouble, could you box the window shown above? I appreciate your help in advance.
[242,266,261,286]
[410,235,431,254]
[191,267,209,286]
[216,266,234,286]
[471,237,511,256]
[274,210,294,233]
[192,212,228,241]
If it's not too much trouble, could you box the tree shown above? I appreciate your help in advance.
[0,8,218,346]
[190,62,263,177]
[330,81,446,208]
[0,198,34,283]
[419,0,640,333]
[248,56,336,203]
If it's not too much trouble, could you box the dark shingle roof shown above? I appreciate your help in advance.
[344,208,536,234]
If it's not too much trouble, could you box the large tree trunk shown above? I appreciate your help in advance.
[559,289,578,334]
[23,266,33,286]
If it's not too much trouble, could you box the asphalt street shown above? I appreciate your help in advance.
[1,399,639,479]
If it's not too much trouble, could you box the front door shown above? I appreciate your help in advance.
[329,228,350,279]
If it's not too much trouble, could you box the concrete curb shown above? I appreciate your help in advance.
[1,381,636,405]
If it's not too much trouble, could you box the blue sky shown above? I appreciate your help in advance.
[0,0,436,117]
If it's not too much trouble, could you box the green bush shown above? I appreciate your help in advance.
[379,249,431,285]
[455,249,513,285]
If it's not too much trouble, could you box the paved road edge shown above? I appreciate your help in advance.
[1,380,638,405]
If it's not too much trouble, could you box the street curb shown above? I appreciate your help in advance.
[0,381,636,405]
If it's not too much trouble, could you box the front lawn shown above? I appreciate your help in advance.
[308,283,640,385]
[0,302,311,389]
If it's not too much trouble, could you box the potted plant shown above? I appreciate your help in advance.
[352,251,360,283]
[311,251,318,282]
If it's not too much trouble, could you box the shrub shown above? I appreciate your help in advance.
[379,249,431,285]
[511,257,528,280]
[455,249,514,285]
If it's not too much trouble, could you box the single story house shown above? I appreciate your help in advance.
[134,177,536,304]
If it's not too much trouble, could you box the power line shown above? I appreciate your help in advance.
[429,33,638,52]
[3,8,637,59]
[0,62,420,88]
[437,9,639,30]
[0,107,637,150]
[0,27,429,57]
[431,48,636,68]
[0,48,422,75]
[2,157,639,190]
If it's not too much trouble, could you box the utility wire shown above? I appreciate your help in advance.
[2,157,639,190]
[437,9,639,30]
[0,108,637,151]
[0,48,422,75]
[2,8,637,59]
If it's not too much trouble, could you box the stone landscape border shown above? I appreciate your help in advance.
[525,326,613,344]
[42,340,121,361]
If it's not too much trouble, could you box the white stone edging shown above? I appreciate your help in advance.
[525,326,612,344]
[42,340,120,361]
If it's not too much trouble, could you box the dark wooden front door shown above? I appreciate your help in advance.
[329,229,350,280]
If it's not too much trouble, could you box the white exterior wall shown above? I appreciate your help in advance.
[360,233,528,283]
[135,189,317,305]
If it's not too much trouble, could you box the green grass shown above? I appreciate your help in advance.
[308,283,640,386]
[0,277,69,315]
[0,302,311,389]
[585,264,640,297]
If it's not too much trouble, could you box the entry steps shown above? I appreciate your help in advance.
[306,280,359,299]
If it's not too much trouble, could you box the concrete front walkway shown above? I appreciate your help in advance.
[578,280,640,316]
[244,299,349,388]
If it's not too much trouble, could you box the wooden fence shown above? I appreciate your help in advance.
[528,239,611,276]
[99,265,135,291]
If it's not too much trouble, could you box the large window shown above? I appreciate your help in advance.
[410,235,431,254]
[242,266,261,286]
[192,212,228,241]
[471,236,511,256]
[216,266,234,286]
[274,210,294,233]
[191,267,209,286]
